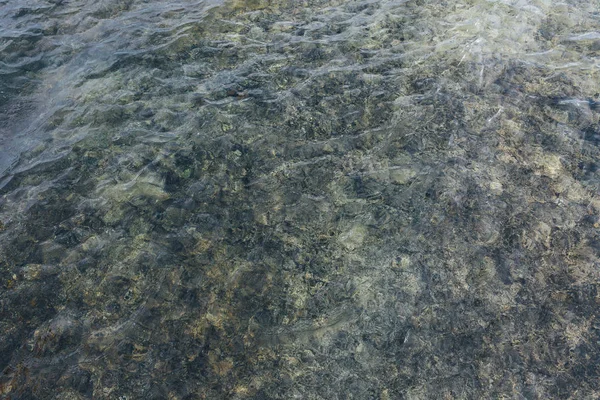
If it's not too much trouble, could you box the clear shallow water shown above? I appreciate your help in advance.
[2,0,600,398]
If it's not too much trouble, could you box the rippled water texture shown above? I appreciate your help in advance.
[2,0,600,398]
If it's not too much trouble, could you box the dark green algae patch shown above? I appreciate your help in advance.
[2,0,600,398]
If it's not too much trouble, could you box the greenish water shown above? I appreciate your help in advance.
[2,0,600,398]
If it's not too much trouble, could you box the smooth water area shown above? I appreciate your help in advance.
[1,0,600,398]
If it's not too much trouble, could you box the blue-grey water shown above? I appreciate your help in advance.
[2,0,600,398]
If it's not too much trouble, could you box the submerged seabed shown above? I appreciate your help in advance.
[1,0,600,398]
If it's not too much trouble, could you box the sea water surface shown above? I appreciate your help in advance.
[2,0,600,398]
